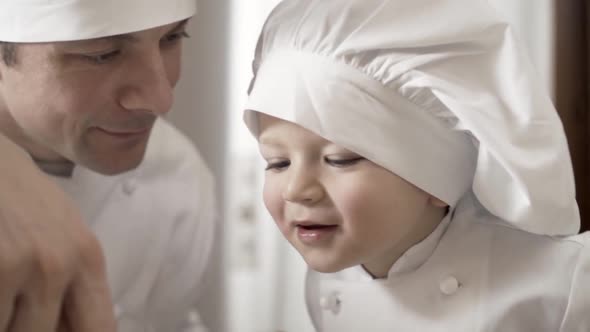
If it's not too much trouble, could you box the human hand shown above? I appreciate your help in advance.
[0,134,117,332]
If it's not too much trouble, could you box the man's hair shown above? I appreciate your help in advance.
[0,42,17,66]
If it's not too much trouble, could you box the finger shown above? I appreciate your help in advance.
[0,211,26,330]
[0,260,26,331]
[57,324,70,332]
[0,293,16,331]
[64,277,117,332]
[57,309,72,332]
[7,290,63,332]
[63,252,117,332]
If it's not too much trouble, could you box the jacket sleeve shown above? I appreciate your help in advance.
[560,233,590,332]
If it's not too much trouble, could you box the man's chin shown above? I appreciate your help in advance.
[93,159,143,175]
[76,149,147,176]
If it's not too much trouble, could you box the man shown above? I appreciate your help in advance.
[0,0,215,331]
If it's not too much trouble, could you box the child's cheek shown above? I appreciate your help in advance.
[333,180,375,221]
[262,180,285,226]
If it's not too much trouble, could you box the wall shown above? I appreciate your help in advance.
[167,0,231,331]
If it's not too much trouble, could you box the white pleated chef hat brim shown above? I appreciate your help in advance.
[245,51,477,208]
[0,0,196,42]
[244,0,580,236]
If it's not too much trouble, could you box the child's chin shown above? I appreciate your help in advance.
[303,257,352,274]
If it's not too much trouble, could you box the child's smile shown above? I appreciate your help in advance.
[256,112,447,278]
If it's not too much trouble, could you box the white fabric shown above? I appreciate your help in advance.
[306,194,590,331]
[0,0,196,42]
[244,0,579,236]
[52,119,215,332]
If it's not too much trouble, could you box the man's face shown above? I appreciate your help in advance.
[0,20,188,174]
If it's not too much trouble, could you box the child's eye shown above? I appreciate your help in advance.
[162,31,190,45]
[79,50,121,65]
[325,156,365,167]
[265,160,290,171]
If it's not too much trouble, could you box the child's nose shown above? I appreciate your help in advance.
[282,169,324,204]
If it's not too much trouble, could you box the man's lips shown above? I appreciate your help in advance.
[94,126,152,137]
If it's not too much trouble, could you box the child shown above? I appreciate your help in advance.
[243,0,590,331]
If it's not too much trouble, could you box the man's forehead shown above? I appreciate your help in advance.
[0,0,195,43]
[57,19,189,48]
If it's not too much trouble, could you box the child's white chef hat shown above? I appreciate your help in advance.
[244,0,580,236]
[0,0,196,42]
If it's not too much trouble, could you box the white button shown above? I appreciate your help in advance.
[320,292,341,314]
[186,310,201,324]
[439,276,460,295]
[122,179,138,195]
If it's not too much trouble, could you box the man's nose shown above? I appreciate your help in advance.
[117,52,174,116]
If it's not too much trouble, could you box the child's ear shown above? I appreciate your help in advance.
[428,196,448,208]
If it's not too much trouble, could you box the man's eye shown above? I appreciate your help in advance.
[265,160,290,171]
[80,50,121,64]
[163,31,190,44]
[325,157,365,167]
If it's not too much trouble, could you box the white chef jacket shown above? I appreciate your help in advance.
[306,193,590,332]
[51,118,216,332]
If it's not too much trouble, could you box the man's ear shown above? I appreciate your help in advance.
[428,195,448,208]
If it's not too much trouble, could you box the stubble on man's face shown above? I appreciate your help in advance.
[0,20,188,175]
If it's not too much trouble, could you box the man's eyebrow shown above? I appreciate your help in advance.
[106,19,190,42]
[167,19,190,34]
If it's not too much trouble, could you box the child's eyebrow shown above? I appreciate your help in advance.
[258,141,285,151]
[258,135,281,146]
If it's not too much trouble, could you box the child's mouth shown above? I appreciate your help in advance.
[295,223,339,244]
[298,224,337,230]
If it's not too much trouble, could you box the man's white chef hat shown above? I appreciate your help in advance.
[0,0,196,42]
[244,0,580,236]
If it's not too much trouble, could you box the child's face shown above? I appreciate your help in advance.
[257,114,447,278]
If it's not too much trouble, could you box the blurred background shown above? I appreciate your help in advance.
[165,1,589,331]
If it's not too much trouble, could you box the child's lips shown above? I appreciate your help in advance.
[297,224,338,230]
[295,220,337,227]
[294,221,339,244]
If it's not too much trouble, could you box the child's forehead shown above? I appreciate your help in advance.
[256,112,342,149]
